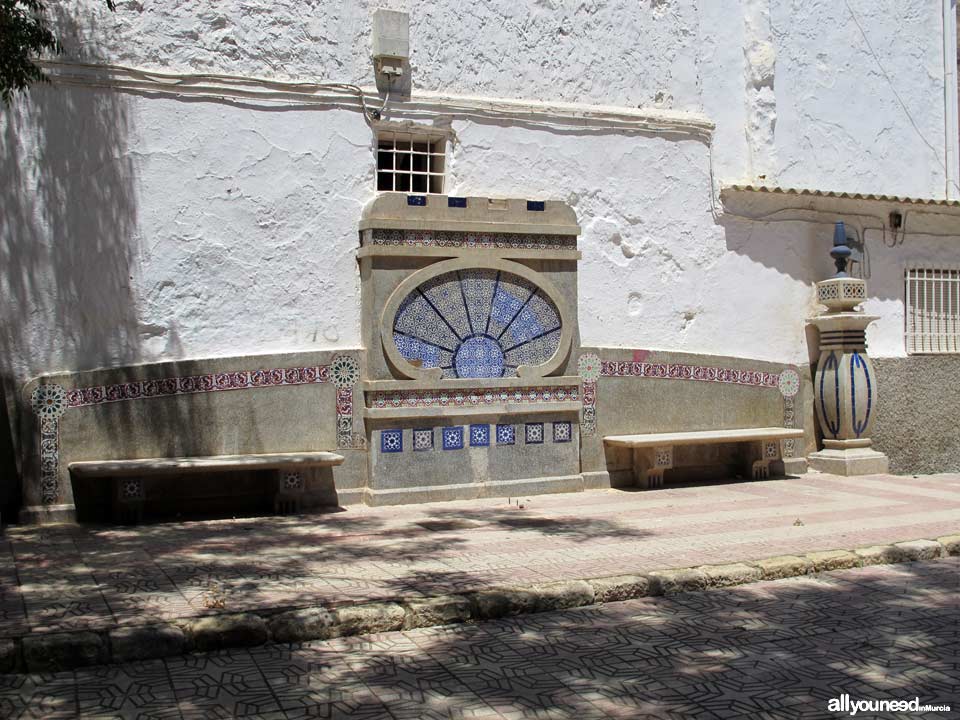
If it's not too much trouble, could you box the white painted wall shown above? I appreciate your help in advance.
[2,0,959,407]
[770,0,949,198]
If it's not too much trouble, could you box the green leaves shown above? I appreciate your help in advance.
[0,0,60,104]
[0,0,115,104]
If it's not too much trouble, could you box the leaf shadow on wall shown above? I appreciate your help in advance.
[0,8,144,512]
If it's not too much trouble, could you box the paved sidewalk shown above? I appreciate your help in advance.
[2,472,959,637]
[2,558,957,719]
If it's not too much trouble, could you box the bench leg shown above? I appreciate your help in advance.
[748,440,781,480]
[635,446,673,489]
[113,477,145,525]
[274,470,305,515]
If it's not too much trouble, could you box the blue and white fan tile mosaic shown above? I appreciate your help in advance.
[392,270,561,379]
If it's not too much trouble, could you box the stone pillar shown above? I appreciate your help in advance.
[807,225,889,475]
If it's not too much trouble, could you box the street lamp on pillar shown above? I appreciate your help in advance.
[806,219,889,476]
[831,221,852,278]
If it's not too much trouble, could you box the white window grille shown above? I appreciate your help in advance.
[376,131,446,194]
[905,266,960,353]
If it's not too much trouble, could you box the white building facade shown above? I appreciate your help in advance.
[2,0,959,519]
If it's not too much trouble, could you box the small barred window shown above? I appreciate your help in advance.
[905,266,960,353]
[376,131,446,194]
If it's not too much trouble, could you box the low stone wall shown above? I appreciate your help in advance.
[18,350,368,522]
[872,356,960,474]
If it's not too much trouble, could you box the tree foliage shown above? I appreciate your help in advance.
[0,0,115,104]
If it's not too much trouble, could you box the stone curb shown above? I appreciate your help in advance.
[3,532,958,673]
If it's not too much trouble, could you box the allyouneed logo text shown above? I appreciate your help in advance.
[828,694,951,715]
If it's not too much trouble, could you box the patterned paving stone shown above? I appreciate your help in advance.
[75,659,180,719]
[166,649,282,719]
[6,560,960,718]
[0,671,77,719]
[4,473,960,637]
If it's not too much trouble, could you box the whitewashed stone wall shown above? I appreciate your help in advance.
[1,0,957,405]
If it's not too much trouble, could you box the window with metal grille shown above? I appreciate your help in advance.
[905,266,960,353]
[376,131,446,194]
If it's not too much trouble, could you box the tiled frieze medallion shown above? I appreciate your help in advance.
[778,369,800,398]
[331,356,362,449]
[31,384,67,505]
[782,395,797,457]
[577,354,601,436]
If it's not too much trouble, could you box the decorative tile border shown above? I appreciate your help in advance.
[370,229,577,250]
[600,360,780,389]
[368,385,579,409]
[377,419,574,455]
[38,418,60,505]
[65,365,332,409]
[29,355,362,505]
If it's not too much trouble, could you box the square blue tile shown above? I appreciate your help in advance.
[496,424,515,445]
[413,428,433,451]
[553,422,572,443]
[525,423,544,445]
[381,429,403,453]
[442,426,464,450]
[469,424,490,447]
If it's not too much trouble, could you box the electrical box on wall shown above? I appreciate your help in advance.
[372,9,409,78]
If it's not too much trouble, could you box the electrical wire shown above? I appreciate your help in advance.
[39,60,712,141]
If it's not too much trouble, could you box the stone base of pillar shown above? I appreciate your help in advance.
[807,448,889,476]
[781,457,809,475]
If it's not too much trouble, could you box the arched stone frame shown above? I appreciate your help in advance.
[380,257,574,381]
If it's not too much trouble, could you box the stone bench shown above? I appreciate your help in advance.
[69,451,345,523]
[603,427,804,489]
